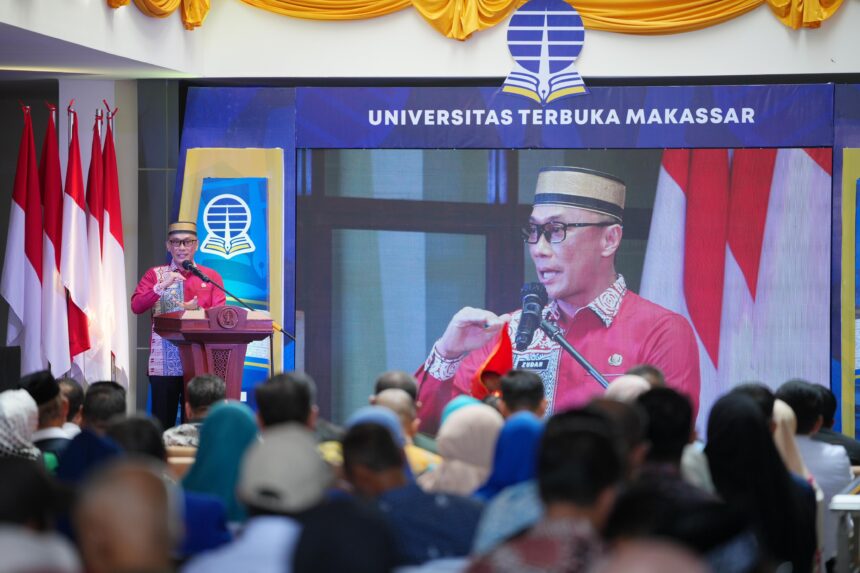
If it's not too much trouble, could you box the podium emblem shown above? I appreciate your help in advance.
[216,307,241,329]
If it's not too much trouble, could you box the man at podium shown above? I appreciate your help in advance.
[132,221,226,430]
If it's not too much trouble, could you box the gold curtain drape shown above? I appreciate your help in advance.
[109,0,844,37]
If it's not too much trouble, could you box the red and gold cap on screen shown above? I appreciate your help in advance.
[167,221,197,236]
[534,167,626,222]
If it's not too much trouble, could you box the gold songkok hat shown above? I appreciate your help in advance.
[534,167,626,222]
[167,221,197,236]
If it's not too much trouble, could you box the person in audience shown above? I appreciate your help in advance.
[255,371,343,443]
[589,398,649,479]
[0,457,79,573]
[730,382,776,430]
[0,389,41,462]
[625,364,666,388]
[75,460,181,573]
[58,378,84,438]
[182,401,258,525]
[106,415,232,562]
[772,399,813,479]
[440,395,481,426]
[22,371,71,459]
[706,392,816,573]
[255,371,317,429]
[80,381,126,435]
[374,388,440,476]
[56,382,125,485]
[371,371,436,453]
[777,379,851,569]
[372,370,419,402]
[184,424,330,573]
[497,370,546,419]
[417,403,503,496]
[474,411,543,501]
[468,408,625,573]
[592,540,710,573]
[163,374,225,448]
[603,374,651,404]
[635,387,707,500]
[343,422,483,566]
[812,384,860,464]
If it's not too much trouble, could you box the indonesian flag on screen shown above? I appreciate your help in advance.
[640,148,832,428]
[0,107,46,375]
[102,114,130,387]
[39,107,71,377]
[81,115,112,382]
[61,106,91,368]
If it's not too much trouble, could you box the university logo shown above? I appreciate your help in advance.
[199,193,256,260]
[502,0,588,105]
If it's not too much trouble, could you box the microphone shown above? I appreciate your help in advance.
[181,260,211,283]
[515,282,548,351]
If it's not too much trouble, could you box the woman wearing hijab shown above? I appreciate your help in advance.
[0,389,41,462]
[182,401,258,524]
[705,392,816,573]
[474,411,543,501]
[418,403,503,496]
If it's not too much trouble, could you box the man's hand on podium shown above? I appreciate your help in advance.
[180,296,199,311]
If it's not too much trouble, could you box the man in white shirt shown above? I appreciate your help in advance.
[777,379,852,569]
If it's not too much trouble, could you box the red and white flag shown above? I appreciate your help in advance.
[102,106,130,387]
[81,113,112,382]
[0,107,46,375]
[39,105,71,377]
[61,104,91,372]
[641,148,832,429]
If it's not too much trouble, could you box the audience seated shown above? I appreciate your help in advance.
[163,374,226,448]
[603,374,650,404]
[0,389,41,462]
[58,378,84,438]
[812,384,860,465]
[497,370,546,418]
[256,371,343,442]
[342,422,483,565]
[706,392,817,573]
[417,403,503,496]
[106,414,232,561]
[182,401,258,525]
[468,408,624,573]
[0,457,79,573]
[624,364,666,388]
[592,540,710,573]
[373,388,441,477]
[78,381,126,436]
[474,411,543,501]
[22,370,72,460]
[75,460,181,573]
[184,424,330,573]
[371,371,437,454]
[777,379,851,569]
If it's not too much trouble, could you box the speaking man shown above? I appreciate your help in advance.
[416,167,700,432]
[131,221,225,430]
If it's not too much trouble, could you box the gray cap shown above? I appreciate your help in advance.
[238,424,332,514]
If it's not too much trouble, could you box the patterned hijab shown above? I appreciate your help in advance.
[0,389,41,461]
[182,401,259,522]
[417,403,503,496]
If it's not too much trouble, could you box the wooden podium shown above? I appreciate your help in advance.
[153,306,273,400]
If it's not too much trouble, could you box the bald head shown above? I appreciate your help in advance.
[592,540,709,573]
[75,461,179,573]
[373,371,418,401]
[605,375,651,404]
[374,388,418,438]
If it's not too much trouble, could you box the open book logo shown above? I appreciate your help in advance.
[503,0,588,105]
[200,193,256,260]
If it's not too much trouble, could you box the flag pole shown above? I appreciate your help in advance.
[67,100,75,149]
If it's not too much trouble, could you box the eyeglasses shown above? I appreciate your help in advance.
[521,221,616,244]
[168,239,198,248]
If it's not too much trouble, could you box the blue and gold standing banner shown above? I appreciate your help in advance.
[194,177,271,394]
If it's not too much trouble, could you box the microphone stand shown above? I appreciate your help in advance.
[539,319,609,389]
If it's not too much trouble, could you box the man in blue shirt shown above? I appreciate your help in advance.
[342,422,484,565]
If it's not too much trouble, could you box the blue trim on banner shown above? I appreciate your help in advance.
[295,85,834,149]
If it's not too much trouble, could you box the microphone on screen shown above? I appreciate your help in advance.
[514,282,548,351]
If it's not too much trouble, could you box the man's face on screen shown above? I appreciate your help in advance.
[166,232,198,266]
[528,205,618,307]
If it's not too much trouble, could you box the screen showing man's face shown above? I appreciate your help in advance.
[528,204,617,307]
